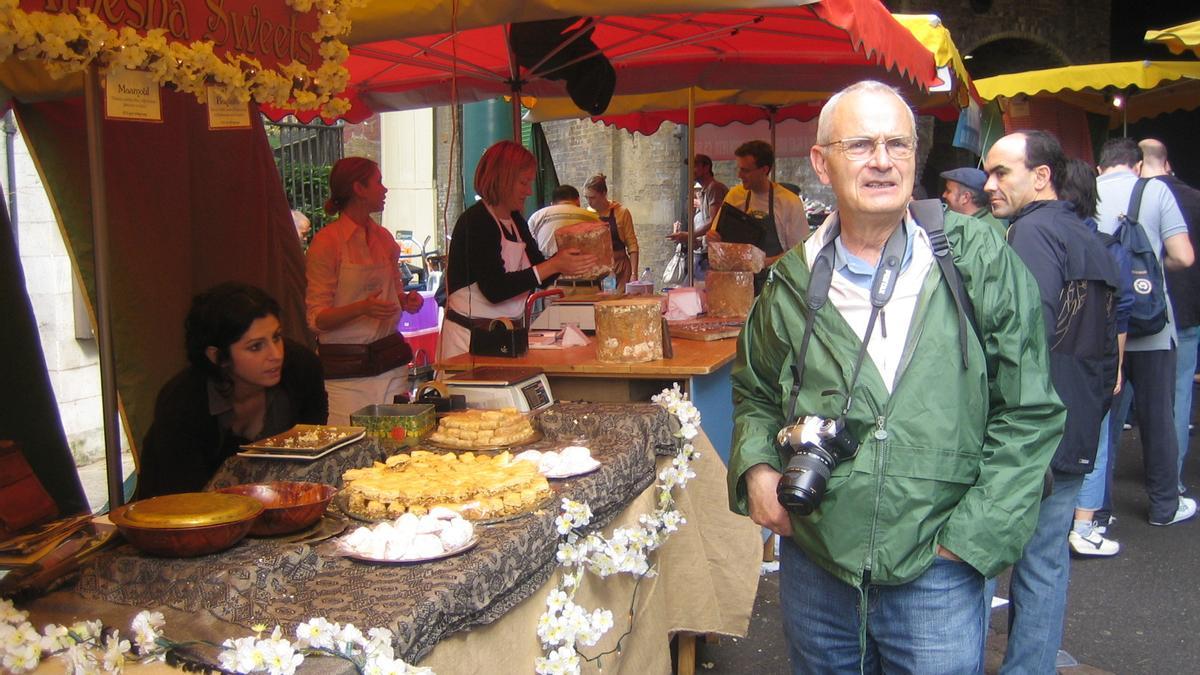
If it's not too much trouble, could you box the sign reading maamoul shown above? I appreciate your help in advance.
[104,67,162,122]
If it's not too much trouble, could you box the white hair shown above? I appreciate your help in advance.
[816,81,916,145]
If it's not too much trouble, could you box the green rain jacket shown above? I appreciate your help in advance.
[727,208,1065,587]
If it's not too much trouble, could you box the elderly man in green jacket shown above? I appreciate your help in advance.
[727,80,1064,674]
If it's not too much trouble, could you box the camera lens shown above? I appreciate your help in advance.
[776,446,835,515]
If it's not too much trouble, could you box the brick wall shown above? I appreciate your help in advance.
[543,119,685,282]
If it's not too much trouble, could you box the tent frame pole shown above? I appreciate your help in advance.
[84,63,123,510]
[685,86,696,287]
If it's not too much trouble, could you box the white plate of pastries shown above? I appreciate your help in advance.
[514,446,602,479]
[333,507,477,563]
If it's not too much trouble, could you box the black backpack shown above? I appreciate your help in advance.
[1116,178,1169,338]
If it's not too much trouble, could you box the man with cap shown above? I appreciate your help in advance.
[941,166,1007,236]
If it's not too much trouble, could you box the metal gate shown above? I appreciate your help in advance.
[266,118,344,239]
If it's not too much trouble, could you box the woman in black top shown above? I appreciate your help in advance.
[136,283,327,498]
[439,140,596,359]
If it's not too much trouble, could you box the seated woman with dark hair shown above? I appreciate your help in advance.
[136,283,328,499]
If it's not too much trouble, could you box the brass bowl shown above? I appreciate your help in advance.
[108,493,263,557]
[216,481,337,536]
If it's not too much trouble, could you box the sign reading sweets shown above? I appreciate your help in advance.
[206,86,252,129]
[20,0,322,71]
[104,67,162,121]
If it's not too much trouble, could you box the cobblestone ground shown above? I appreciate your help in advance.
[75,452,136,513]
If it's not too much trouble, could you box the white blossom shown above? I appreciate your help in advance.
[2,640,41,673]
[0,599,28,625]
[219,635,266,673]
[130,610,164,654]
[335,623,365,653]
[101,632,132,672]
[295,617,338,649]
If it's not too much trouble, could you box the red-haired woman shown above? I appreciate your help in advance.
[306,157,423,424]
[440,141,597,360]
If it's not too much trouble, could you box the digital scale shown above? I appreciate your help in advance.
[530,298,597,331]
[444,367,555,413]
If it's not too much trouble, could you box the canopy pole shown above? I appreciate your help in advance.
[511,86,522,142]
[768,107,777,178]
[84,63,123,509]
[685,86,696,287]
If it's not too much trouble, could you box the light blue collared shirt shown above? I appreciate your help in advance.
[832,222,915,290]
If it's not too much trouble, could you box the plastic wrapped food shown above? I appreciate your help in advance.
[706,271,754,318]
[595,297,664,363]
[554,221,614,279]
[708,241,766,272]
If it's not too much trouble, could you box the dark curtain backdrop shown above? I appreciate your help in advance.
[0,193,88,515]
[15,91,311,466]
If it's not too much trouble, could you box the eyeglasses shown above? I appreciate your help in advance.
[820,136,917,161]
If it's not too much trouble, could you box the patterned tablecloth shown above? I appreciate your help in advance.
[74,403,679,664]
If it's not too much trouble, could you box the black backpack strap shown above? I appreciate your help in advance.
[909,199,979,368]
[1126,177,1151,223]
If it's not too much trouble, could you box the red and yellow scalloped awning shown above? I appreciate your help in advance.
[974,60,1200,127]
[1145,20,1200,57]
[524,11,968,134]
[333,0,939,125]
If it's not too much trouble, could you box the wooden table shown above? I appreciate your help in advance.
[439,338,739,462]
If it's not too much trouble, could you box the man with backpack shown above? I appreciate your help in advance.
[1139,138,1200,497]
[1096,137,1195,527]
[984,130,1121,673]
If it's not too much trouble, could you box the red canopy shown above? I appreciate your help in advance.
[276,0,938,123]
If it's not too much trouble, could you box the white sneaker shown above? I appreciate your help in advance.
[1150,496,1198,526]
[1068,529,1120,557]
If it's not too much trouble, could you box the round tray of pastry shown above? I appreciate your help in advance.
[337,449,555,524]
[423,408,542,450]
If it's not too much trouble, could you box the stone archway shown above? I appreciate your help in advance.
[964,34,1071,79]
[918,34,1072,199]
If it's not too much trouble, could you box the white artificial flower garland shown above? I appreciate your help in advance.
[0,600,434,674]
[0,386,701,674]
[0,0,362,117]
[534,384,701,675]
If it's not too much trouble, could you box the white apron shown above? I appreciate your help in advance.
[440,209,532,361]
[322,229,408,424]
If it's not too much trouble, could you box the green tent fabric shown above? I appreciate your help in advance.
[0,195,88,515]
[15,91,312,465]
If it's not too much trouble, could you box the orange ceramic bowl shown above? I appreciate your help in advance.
[216,481,337,536]
[108,493,263,557]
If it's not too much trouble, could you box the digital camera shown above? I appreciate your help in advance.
[775,415,860,515]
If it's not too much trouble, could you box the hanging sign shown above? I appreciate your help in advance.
[20,1,322,71]
[206,87,252,129]
[104,68,162,122]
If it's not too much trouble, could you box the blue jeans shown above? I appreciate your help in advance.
[1076,411,1112,511]
[1174,325,1200,494]
[1000,471,1084,675]
[779,536,986,674]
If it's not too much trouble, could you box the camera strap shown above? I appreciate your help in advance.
[786,220,907,423]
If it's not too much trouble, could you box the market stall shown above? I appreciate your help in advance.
[18,402,761,674]
[439,338,739,462]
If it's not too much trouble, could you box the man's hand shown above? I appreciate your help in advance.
[936,545,963,562]
[745,464,792,537]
